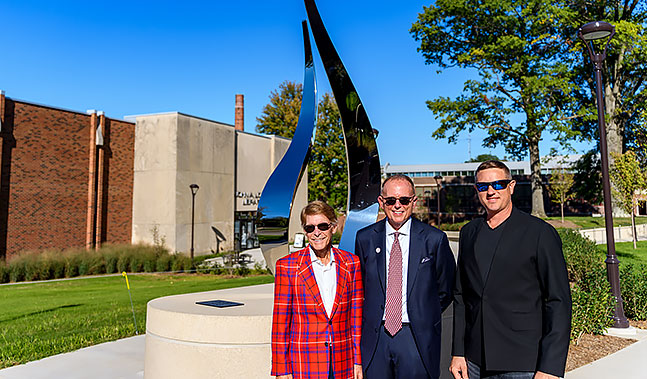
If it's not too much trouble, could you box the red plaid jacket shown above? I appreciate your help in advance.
[271,246,363,379]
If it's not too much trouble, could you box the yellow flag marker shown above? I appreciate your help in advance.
[122,272,139,335]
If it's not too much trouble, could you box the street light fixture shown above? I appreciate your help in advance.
[434,175,443,226]
[189,183,199,260]
[578,21,629,328]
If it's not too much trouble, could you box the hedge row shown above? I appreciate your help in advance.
[559,229,647,342]
[0,245,194,284]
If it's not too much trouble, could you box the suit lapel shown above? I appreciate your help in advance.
[374,220,387,295]
[329,247,347,319]
[407,218,423,295]
[297,247,327,317]
[463,218,486,293]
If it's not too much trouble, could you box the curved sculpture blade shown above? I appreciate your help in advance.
[304,0,381,253]
[257,21,317,273]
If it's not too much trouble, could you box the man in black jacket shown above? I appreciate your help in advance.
[450,161,571,379]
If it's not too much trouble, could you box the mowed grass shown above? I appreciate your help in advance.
[545,216,647,229]
[599,240,647,266]
[0,273,273,369]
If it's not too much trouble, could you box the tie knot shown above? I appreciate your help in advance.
[393,232,400,239]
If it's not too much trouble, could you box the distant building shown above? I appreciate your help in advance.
[382,156,589,222]
[0,91,305,260]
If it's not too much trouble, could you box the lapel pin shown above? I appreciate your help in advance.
[375,247,381,253]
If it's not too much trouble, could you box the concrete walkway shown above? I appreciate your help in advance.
[2,328,646,379]
[0,335,145,379]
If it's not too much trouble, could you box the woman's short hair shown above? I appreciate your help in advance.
[300,200,338,226]
[475,160,512,179]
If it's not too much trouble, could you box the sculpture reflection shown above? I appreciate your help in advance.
[257,21,317,273]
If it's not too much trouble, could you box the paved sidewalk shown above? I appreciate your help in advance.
[0,335,145,379]
[565,327,647,379]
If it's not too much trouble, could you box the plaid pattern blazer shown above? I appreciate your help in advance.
[271,246,363,379]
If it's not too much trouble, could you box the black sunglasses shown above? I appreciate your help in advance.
[475,180,513,192]
[303,223,332,233]
[381,196,415,206]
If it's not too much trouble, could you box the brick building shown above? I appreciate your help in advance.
[0,91,134,260]
[0,91,305,260]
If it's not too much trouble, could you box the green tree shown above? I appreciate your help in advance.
[256,82,348,211]
[609,151,647,249]
[567,1,647,167]
[549,169,575,223]
[572,150,603,204]
[256,81,302,138]
[465,154,500,163]
[411,0,581,217]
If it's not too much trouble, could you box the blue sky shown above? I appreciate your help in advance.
[0,0,593,165]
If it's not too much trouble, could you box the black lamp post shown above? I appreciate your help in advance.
[434,175,443,226]
[189,183,199,260]
[578,21,629,328]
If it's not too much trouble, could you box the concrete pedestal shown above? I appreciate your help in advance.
[144,283,274,379]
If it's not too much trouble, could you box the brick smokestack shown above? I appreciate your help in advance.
[235,94,244,131]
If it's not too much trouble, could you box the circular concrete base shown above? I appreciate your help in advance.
[144,283,274,379]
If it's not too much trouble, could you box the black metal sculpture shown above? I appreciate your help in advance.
[258,1,381,271]
[304,0,381,253]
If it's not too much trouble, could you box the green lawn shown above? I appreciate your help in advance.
[545,216,647,229]
[599,240,647,266]
[0,273,273,368]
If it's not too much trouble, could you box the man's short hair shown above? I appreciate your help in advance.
[381,174,415,196]
[300,200,338,226]
[475,160,512,180]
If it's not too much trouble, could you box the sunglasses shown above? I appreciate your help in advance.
[381,196,415,206]
[475,180,513,192]
[303,223,332,233]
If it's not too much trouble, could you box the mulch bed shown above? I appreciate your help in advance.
[566,334,636,371]
[566,320,647,372]
[545,219,580,229]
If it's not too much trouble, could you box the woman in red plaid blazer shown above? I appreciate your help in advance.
[271,201,364,379]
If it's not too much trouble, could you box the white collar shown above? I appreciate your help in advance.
[385,217,412,236]
[309,246,335,265]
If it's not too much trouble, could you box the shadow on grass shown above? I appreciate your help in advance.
[0,304,82,323]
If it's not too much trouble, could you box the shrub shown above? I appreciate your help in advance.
[0,263,9,283]
[559,229,605,283]
[571,278,614,341]
[156,254,172,272]
[620,264,647,321]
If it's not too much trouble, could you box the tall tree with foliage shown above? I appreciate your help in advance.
[256,81,303,138]
[568,1,647,166]
[549,169,575,223]
[609,151,646,249]
[256,82,348,211]
[411,0,582,217]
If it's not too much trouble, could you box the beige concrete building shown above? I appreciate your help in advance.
[131,109,307,256]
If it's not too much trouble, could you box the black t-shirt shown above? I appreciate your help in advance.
[469,217,509,367]
[474,218,508,281]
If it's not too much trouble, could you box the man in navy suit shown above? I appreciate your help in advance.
[355,174,456,379]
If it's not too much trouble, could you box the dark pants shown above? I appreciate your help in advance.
[365,324,430,379]
[467,361,535,379]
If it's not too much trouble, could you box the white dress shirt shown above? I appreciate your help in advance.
[383,218,411,323]
[310,246,337,318]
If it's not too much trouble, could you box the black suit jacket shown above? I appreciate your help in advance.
[355,217,456,378]
[452,208,571,377]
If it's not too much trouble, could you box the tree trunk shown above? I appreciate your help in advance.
[529,140,547,218]
[561,202,564,223]
[605,65,625,217]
